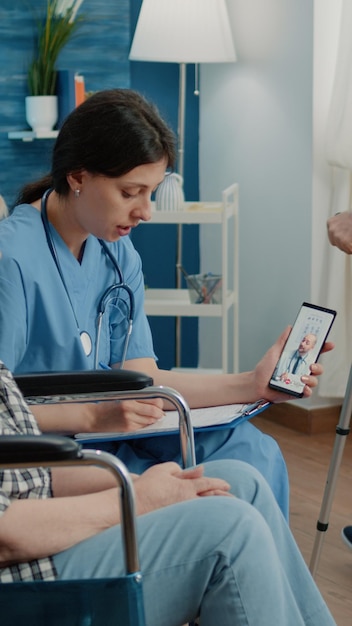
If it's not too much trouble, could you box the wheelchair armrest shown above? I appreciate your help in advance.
[14,370,153,397]
[14,372,196,468]
[0,434,139,574]
[0,434,81,464]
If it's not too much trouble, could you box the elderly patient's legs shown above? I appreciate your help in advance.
[54,460,335,626]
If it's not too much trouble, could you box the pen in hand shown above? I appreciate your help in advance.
[242,400,270,416]
[99,362,112,370]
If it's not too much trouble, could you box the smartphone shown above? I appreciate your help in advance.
[268,302,336,398]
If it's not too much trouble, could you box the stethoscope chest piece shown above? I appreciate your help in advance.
[80,331,92,356]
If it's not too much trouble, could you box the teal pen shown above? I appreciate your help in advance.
[242,400,270,417]
[99,362,111,370]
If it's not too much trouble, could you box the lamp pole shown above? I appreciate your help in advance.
[129,0,237,369]
[175,62,187,366]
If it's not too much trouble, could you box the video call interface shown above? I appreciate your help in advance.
[269,304,336,395]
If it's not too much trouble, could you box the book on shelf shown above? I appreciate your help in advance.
[56,69,76,128]
[56,70,85,128]
[75,74,85,106]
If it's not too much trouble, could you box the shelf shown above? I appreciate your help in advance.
[142,184,239,373]
[8,130,59,141]
[146,202,230,224]
[144,288,236,317]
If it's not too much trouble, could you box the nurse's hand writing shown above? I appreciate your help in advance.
[91,398,165,432]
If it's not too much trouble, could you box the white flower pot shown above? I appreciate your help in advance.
[25,95,58,133]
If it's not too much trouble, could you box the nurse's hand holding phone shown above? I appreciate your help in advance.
[268,302,336,398]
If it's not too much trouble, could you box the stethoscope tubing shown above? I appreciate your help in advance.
[40,189,135,369]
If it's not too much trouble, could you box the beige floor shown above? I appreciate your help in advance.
[252,415,352,626]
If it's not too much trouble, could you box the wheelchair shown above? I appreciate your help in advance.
[0,369,196,625]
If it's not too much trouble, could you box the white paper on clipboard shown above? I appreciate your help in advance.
[75,400,270,443]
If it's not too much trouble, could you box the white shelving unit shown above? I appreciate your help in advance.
[143,183,239,373]
[8,130,59,141]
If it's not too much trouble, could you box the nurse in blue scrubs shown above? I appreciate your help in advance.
[0,89,332,520]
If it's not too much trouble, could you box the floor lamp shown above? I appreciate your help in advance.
[129,0,236,367]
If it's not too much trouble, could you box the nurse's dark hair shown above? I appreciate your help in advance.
[16,89,177,204]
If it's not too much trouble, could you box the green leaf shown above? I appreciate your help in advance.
[26,0,84,96]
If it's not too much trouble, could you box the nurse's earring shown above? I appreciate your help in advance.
[74,189,81,198]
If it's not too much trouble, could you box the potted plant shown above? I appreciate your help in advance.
[25,0,84,133]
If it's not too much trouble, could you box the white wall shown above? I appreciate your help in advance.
[199,0,313,369]
[198,0,341,407]
[312,0,341,293]
[312,0,342,384]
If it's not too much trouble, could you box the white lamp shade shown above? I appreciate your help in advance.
[129,0,236,64]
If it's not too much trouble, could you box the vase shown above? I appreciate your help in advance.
[25,95,58,133]
[155,172,185,211]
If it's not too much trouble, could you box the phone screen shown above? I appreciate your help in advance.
[268,302,336,397]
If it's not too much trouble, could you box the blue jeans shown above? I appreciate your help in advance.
[54,460,335,626]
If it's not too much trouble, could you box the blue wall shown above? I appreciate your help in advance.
[0,0,130,208]
[129,0,200,369]
[0,0,199,369]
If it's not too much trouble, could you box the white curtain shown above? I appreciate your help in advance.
[319,0,352,398]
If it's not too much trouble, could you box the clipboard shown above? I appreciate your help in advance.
[75,399,271,444]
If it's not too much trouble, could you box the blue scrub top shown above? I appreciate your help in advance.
[0,204,156,373]
[0,206,291,522]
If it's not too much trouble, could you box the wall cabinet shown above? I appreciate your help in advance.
[143,183,239,373]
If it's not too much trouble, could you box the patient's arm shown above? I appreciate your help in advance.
[0,465,230,567]
[52,466,121,495]
[327,211,352,253]
[32,397,164,435]
[0,488,119,567]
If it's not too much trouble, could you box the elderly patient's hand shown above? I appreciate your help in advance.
[133,463,232,515]
[91,398,165,432]
[327,211,352,254]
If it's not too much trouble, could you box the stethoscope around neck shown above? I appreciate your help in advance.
[40,188,135,369]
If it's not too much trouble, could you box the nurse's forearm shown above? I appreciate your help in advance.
[122,357,256,408]
[153,368,255,407]
[32,403,95,435]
